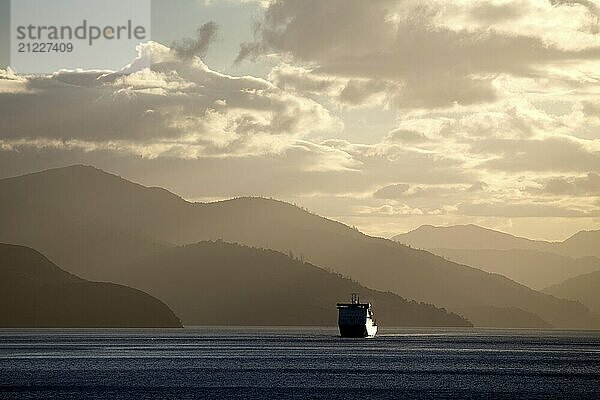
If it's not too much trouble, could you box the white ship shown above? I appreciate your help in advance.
[336,293,377,338]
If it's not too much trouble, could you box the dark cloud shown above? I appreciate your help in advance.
[373,183,410,199]
[385,129,429,144]
[540,173,600,195]
[338,79,389,106]
[582,100,600,117]
[468,181,488,192]
[171,22,219,59]
[470,1,522,22]
[551,0,600,17]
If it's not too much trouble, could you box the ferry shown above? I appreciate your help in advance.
[336,293,377,338]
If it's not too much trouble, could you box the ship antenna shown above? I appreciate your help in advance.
[351,293,359,304]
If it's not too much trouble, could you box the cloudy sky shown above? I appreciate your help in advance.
[1,0,599,240]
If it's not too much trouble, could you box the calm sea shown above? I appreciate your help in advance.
[0,327,599,399]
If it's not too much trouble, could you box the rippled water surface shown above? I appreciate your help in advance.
[1,327,599,399]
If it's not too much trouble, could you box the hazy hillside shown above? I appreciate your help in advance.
[450,305,552,329]
[0,243,181,328]
[119,241,471,327]
[558,230,600,258]
[393,224,551,251]
[394,224,600,258]
[431,248,600,290]
[0,166,174,279]
[544,271,600,314]
[1,166,597,329]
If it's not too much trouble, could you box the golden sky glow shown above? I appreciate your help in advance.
[1,0,599,240]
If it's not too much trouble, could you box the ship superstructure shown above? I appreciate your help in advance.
[336,293,377,338]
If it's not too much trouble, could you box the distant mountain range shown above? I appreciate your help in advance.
[118,240,470,327]
[0,243,181,328]
[395,224,550,251]
[449,305,552,329]
[428,248,600,290]
[545,271,600,314]
[558,230,600,259]
[394,225,600,290]
[394,224,600,258]
[1,165,598,329]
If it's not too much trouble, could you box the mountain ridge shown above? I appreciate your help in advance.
[394,224,554,251]
[1,165,597,329]
[393,224,600,258]
[0,243,182,328]
[544,271,600,314]
[118,240,472,327]
[429,248,600,290]
[393,224,600,290]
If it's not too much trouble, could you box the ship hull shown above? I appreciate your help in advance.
[339,324,377,338]
[339,325,368,338]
